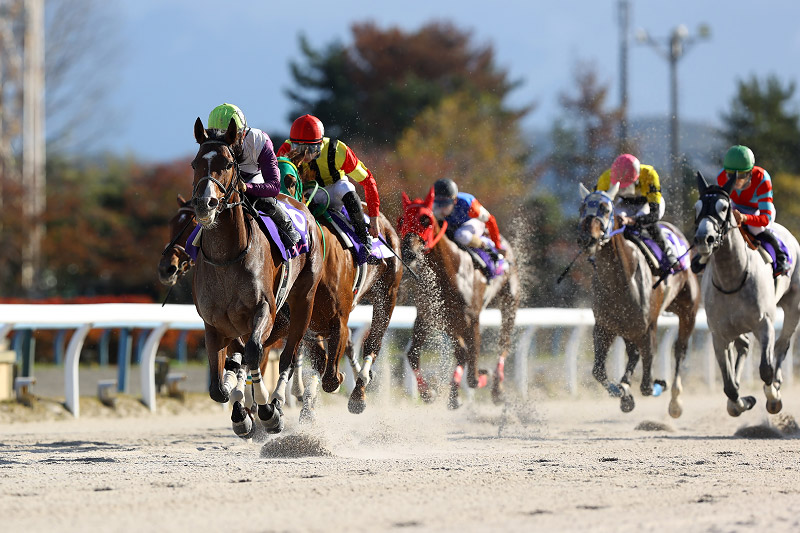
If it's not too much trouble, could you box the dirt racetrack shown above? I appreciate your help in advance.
[2,387,800,533]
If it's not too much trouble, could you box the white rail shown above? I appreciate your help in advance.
[0,304,791,417]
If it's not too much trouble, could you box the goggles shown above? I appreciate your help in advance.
[725,170,751,180]
[433,197,455,206]
[291,142,321,157]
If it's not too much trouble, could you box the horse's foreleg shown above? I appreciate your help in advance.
[713,334,756,416]
[756,317,782,414]
[205,326,230,403]
[464,320,487,389]
[449,335,468,410]
[322,322,346,395]
[669,315,696,418]
[591,325,617,395]
[407,316,434,402]
[492,283,519,405]
[639,327,657,397]
[774,299,800,390]
[359,288,396,389]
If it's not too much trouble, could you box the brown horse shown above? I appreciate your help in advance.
[158,194,195,287]
[281,173,403,417]
[398,187,520,409]
[190,117,323,434]
[577,183,699,416]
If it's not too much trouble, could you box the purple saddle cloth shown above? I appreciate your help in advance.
[755,233,793,273]
[627,224,690,274]
[328,208,394,266]
[470,236,508,279]
[185,200,310,262]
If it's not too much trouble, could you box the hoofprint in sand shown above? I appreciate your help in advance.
[2,391,800,533]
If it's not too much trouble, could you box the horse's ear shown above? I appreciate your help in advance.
[696,171,709,194]
[194,117,208,144]
[424,187,435,209]
[722,174,736,194]
[606,182,620,199]
[401,191,411,209]
[578,183,591,200]
[177,193,187,207]
[224,117,238,145]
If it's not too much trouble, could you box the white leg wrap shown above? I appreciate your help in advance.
[349,352,362,375]
[270,368,290,407]
[302,372,320,411]
[251,369,269,406]
[359,355,374,385]
[291,360,305,398]
[244,374,254,409]
[231,365,247,403]
[221,352,242,395]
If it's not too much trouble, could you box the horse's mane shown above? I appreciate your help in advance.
[204,129,230,143]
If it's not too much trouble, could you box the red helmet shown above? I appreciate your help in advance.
[609,154,641,189]
[289,114,324,144]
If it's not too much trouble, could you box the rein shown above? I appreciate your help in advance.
[425,220,448,253]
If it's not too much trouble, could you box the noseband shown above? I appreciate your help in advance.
[399,203,448,254]
[191,139,244,213]
[579,191,619,247]
[695,186,736,253]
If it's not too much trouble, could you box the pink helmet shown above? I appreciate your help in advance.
[610,154,641,188]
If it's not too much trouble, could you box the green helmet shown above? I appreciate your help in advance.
[723,145,755,172]
[208,103,246,131]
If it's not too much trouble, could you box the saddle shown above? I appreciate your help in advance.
[623,224,689,276]
[740,228,793,276]
[326,207,393,266]
[451,235,508,280]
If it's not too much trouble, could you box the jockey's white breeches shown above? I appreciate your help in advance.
[454,218,486,247]
[615,197,665,220]
[310,179,356,211]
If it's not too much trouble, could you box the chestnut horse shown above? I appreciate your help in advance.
[281,173,403,417]
[158,194,195,287]
[398,188,520,409]
[190,117,323,434]
[577,183,699,417]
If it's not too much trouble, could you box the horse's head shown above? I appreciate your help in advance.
[398,187,447,268]
[577,182,619,254]
[158,194,196,286]
[191,117,242,228]
[693,171,736,256]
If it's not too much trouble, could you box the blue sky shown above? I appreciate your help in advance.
[99,0,800,162]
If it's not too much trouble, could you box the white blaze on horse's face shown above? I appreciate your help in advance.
[694,196,730,255]
[199,151,218,198]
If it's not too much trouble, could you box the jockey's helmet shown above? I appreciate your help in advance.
[208,103,246,132]
[433,178,458,204]
[609,154,641,189]
[723,145,755,173]
[290,114,325,144]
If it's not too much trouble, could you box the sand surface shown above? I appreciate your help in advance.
[2,388,800,533]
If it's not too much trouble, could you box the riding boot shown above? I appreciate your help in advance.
[648,224,678,271]
[342,191,372,254]
[257,197,301,250]
[758,229,790,275]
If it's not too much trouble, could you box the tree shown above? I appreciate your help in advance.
[719,75,800,174]
[382,91,531,229]
[286,21,527,146]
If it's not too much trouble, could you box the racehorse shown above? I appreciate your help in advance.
[281,172,403,418]
[190,117,323,434]
[578,183,699,417]
[398,187,520,409]
[158,194,195,287]
[693,172,800,416]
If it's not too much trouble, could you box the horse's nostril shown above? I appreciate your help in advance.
[706,235,714,245]
[166,265,177,276]
[208,197,219,208]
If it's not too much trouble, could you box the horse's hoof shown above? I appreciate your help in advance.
[620,394,635,413]
[764,384,782,414]
[653,380,667,397]
[727,396,757,417]
[231,401,256,439]
[348,397,366,414]
[299,407,316,424]
[606,383,623,398]
[419,387,437,404]
[258,400,285,434]
[321,375,341,394]
[668,398,683,419]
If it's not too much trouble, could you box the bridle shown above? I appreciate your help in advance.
[191,138,253,267]
[160,206,196,280]
[399,202,448,254]
[579,191,621,249]
[695,185,749,294]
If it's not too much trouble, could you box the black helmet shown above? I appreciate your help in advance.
[433,178,458,200]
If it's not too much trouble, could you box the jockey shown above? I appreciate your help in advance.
[595,154,678,271]
[431,178,504,256]
[276,114,379,253]
[207,103,300,250]
[716,145,789,275]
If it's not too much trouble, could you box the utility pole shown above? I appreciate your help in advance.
[20,0,45,295]
[636,23,710,207]
[617,0,630,150]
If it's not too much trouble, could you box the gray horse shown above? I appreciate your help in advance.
[578,183,700,416]
[694,172,800,416]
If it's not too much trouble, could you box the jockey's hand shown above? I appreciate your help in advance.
[732,209,745,225]
[368,217,380,238]
[237,180,248,194]
[620,215,636,226]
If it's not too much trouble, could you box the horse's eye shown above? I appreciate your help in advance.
[420,215,431,228]
[226,162,233,170]
[598,203,609,215]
